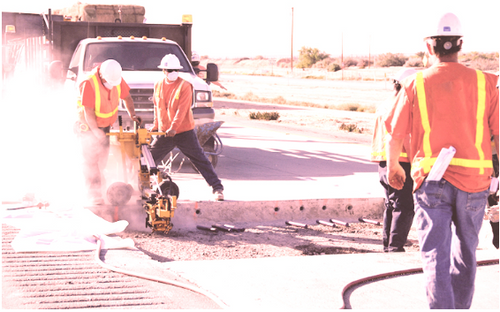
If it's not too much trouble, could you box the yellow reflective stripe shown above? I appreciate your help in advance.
[475,70,486,174]
[91,75,102,116]
[413,157,492,174]
[91,75,118,118]
[450,157,491,168]
[416,72,432,173]
[370,151,407,158]
[174,80,184,100]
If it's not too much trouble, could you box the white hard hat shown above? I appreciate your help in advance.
[191,51,201,62]
[100,59,122,86]
[158,54,183,70]
[425,12,463,39]
[392,68,418,82]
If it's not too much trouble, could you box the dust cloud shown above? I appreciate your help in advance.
[0,69,137,212]
[1,70,86,208]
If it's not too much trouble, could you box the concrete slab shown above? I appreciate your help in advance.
[159,249,498,310]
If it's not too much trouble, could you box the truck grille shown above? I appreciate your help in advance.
[129,88,153,110]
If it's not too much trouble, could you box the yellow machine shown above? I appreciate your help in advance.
[107,116,179,234]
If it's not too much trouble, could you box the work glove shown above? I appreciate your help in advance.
[486,205,499,223]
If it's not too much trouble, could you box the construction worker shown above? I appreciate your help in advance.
[149,54,224,201]
[191,51,227,90]
[384,12,499,309]
[77,59,141,205]
[371,68,417,252]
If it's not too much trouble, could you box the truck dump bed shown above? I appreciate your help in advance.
[53,3,145,23]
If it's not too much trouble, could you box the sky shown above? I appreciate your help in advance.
[2,0,499,58]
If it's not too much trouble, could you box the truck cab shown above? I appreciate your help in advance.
[65,36,218,130]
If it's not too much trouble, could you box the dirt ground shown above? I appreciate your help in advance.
[115,73,422,262]
[117,222,420,263]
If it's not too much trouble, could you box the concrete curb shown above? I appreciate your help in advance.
[174,197,385,228]
[106,196,385,232]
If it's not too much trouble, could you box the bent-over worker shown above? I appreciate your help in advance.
[77,59,141,205]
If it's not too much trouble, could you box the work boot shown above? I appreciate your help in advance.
[213,189,224,201]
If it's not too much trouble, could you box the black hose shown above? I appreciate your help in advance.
[340,258,499,309]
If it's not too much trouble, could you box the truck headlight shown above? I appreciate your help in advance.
[194,90,213,108]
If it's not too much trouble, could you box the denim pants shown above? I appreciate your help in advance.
[414,178,488,309]
[149,130,223,191]
[379,161,415,251]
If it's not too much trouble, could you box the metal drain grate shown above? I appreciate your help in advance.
[2,224,219,309]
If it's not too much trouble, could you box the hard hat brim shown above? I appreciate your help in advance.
[158,64,183,70]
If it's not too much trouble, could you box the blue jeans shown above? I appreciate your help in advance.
[149,130,223,192]
[414,178,488,309]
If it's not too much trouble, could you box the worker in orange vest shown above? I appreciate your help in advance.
[77,59,141,205]
[149,54,224,201]
[384,13,499,308]
[191,51,227,90]
[371,68,417,252]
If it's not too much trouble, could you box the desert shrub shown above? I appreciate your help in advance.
[415,51,425,58]
[328,63,341,72]
[272,96,287,104]
[241,91,260,102]
[469,58,499,71]
[376,53,409,67]
[459,52,499,71]
[212,90,236,99]
[356,59,373,69]
[343,58,358,67]
[249,111,280,121]
[337,103,362,111]
[254,55,265,60]
[296,46,329,69]
[460,51,498,63]
[312,58,332,69]
[405,57,424,67]
[339,123,363,133]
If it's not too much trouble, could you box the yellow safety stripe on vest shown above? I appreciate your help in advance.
[370,129,408,159]
[413,70,491,176]
[91,75,120,118]
[475,70,486,174]
[370,151,408,158]
[416,72,432,173]
[174,80,184,100]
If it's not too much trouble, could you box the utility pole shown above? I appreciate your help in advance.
[291,7,294,73]
[368,35,371,69]
[341,32,343,81]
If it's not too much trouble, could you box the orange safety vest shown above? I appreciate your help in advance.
[154,79,193,132]
[411,70,493,178]
[77,67,122,128]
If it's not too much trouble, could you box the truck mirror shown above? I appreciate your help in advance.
[205,63,219,82]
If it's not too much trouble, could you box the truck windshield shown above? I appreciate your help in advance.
[83,42,192,72]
